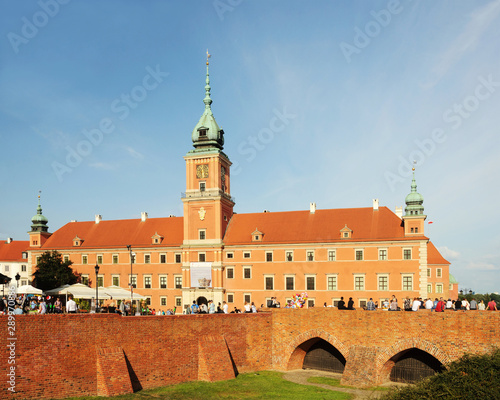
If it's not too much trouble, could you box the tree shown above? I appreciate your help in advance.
[32,250,80,291]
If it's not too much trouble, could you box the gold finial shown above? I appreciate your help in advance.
[206,49,211,65]
[38,190,41,199]
[412,160,416,172]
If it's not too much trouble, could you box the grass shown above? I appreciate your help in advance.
[56,371,352,400]
[308,376,391,392]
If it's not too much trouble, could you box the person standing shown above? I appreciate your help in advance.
[66,295,77,313]
[222,301,228,314]
[208,300,216,314]
[191,300,199,314]
[54,297,62,314]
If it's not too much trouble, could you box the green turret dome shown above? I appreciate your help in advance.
[405,170,425,216]
[191,56,224,150]
[30,195,49,232]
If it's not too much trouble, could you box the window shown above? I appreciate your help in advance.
[244,294,251,304]
[266,252,273,262]
[3,265,8,272]
[175,297,182,307]
[328,250,336,261]
[437,268,442,278]
[415,227,419,233]
[174,276,182,289]
[129,275,137,288]
[199,182,206,192]
[343,232,349,238]
[113,254,119,264]
[81,275,89,285]
[144,254,151,264]
[378,249,387,261]
[243,252,251,259]
[82,255,88,265]
[427,268,431,278]
[199,230,206,240]
[97,276,104,287]
[265,276,274,290]
[285,276,295,291]
[378,275,388,291]
[21,265,27,272]
[327,275,337,291]
[21,280,27,286]
[411,227,414,233]
[63,255,69,263]
[403,249,412,260]
[355,249,364,261]
[354,275,365,291]
[227,294,234,303]
[145,297,151,306]
[286,251,293,262]
[226,252,234,259]
[161,297,167,306]
[160,254,166,263]
[243,267,251,279]
[175,253,181,263]
[307,299,315,308]
[226,267,234,279]
[402,275,413,291]
[307,251,314,261]
[198,253,206,262]
[112,276,119,286]
[436,284,443,294]
[97,255,103,264]
[427,284,432,293]
[359,299,367,308]
[306,275,316,291]
[160,276,167,289]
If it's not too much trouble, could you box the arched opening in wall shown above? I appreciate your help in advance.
[196,296,208,306]
[389,348,444,383]
[302,338,346,373]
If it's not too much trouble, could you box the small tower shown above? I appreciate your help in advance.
[29,192,51,247]
[402,168,426,236]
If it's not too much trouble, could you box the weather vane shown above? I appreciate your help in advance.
[206,49,211,65]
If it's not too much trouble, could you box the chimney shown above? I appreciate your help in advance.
[373,199,379,210]
[263,210,270,213]
[395,206,403,219]
[310,202,316,214]
[141,212,148,222]
[95,214,102,224]
[6,238,13,244]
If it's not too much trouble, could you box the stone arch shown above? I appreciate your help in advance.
[284,329,348,371]
[376,338,451,384]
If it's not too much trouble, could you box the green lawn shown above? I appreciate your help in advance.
[57,371,352,400]
[308,376,391,392]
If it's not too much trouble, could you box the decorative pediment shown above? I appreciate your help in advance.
[340,225,352,239]
[252,229,264,242]
[151,232,164,245]
[73,235,83,247]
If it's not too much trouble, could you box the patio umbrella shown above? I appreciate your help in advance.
[16,285,43,295]
[103,285,145,300]
[46,283,110,299]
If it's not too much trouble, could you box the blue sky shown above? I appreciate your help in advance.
[1,0,499,293]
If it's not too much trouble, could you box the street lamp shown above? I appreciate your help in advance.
[127,245,134,315]
[95,264,100,313]
[15,273,20,288]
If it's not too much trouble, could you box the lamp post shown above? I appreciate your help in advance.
[95,264,100,313]
[15,273,20,288]
[127,245,133,315]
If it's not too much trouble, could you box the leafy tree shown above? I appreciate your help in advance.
[32,250,80,290]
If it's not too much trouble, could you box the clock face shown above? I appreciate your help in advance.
[196,164,209,179]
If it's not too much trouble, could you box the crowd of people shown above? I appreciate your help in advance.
[355,296,498,311]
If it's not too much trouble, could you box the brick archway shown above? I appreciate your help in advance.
[283,329,348,371]
[376,338,451,384]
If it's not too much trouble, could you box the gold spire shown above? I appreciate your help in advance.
[206,49,211,65]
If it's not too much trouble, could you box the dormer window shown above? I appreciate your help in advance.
[199,128,207,137]
[340,225,352,239]
[252,229,263,242]
[151,232,164,245]
[73,235,83,247]
[200,182,206,192]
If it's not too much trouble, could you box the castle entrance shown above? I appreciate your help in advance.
[302,339,346,373]
[196,296,208,306]
[390,348,444,383]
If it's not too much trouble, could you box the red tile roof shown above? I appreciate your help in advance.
[427,241,449,265]
[42,217,184,250]
[224,207,422,245]
[0,240,30,261]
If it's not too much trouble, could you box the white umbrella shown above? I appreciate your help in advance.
[46,283,110,300]
[16,284,43,295]
[103,285,146,300]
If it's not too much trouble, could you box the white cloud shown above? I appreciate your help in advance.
[465,261,498,271]
[126,146,144,159]
[438,246,460,260]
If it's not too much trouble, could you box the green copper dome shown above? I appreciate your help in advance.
[405,170,425,216]
[30,196,49,232]
[191,57,224,150]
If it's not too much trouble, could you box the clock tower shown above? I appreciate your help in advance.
[181,53,234,307]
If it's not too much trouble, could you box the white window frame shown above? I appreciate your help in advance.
[378,248,388,261]
[285,250,294,262]
[81,274,89,285]
[82,254,88,265]
[284,274,295,291]
[243,251,251,259]
[402,274,413,291]
[113,254,119,264]
[174,274,182,289]
[427,283,432,293]
[326,274,338,291]
[328,249,336,261]
[97,275,104,288]
[264,274,274,290]
[199,229,206,240]
[63,255,70,263]
[355,249,364,261]
[198,252,206,262]
[175,253,181,263]
[306,250,315,262]
[243,266,252,279]
[160,253,167,264]
[265,251,273,262]
[403,248,412,260]
[160,296,167,306]
[227,293,234,303]
[307,298,315,308]
[144,253,151,264]
[111,275,120,287]
[436,268,442,278]
[226,252,234,259]
[129,274,137,288]
[144,275,152,289]
[305,274,316,291]
[377,273,389,291]
[436,283,443,294]
[175,297,182,307]
[354,274,365,291]
[159,275,168,289]
[226,266,234,279]
[244,293,251,304]
[97,254,103,264]
[427,268,431,278]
